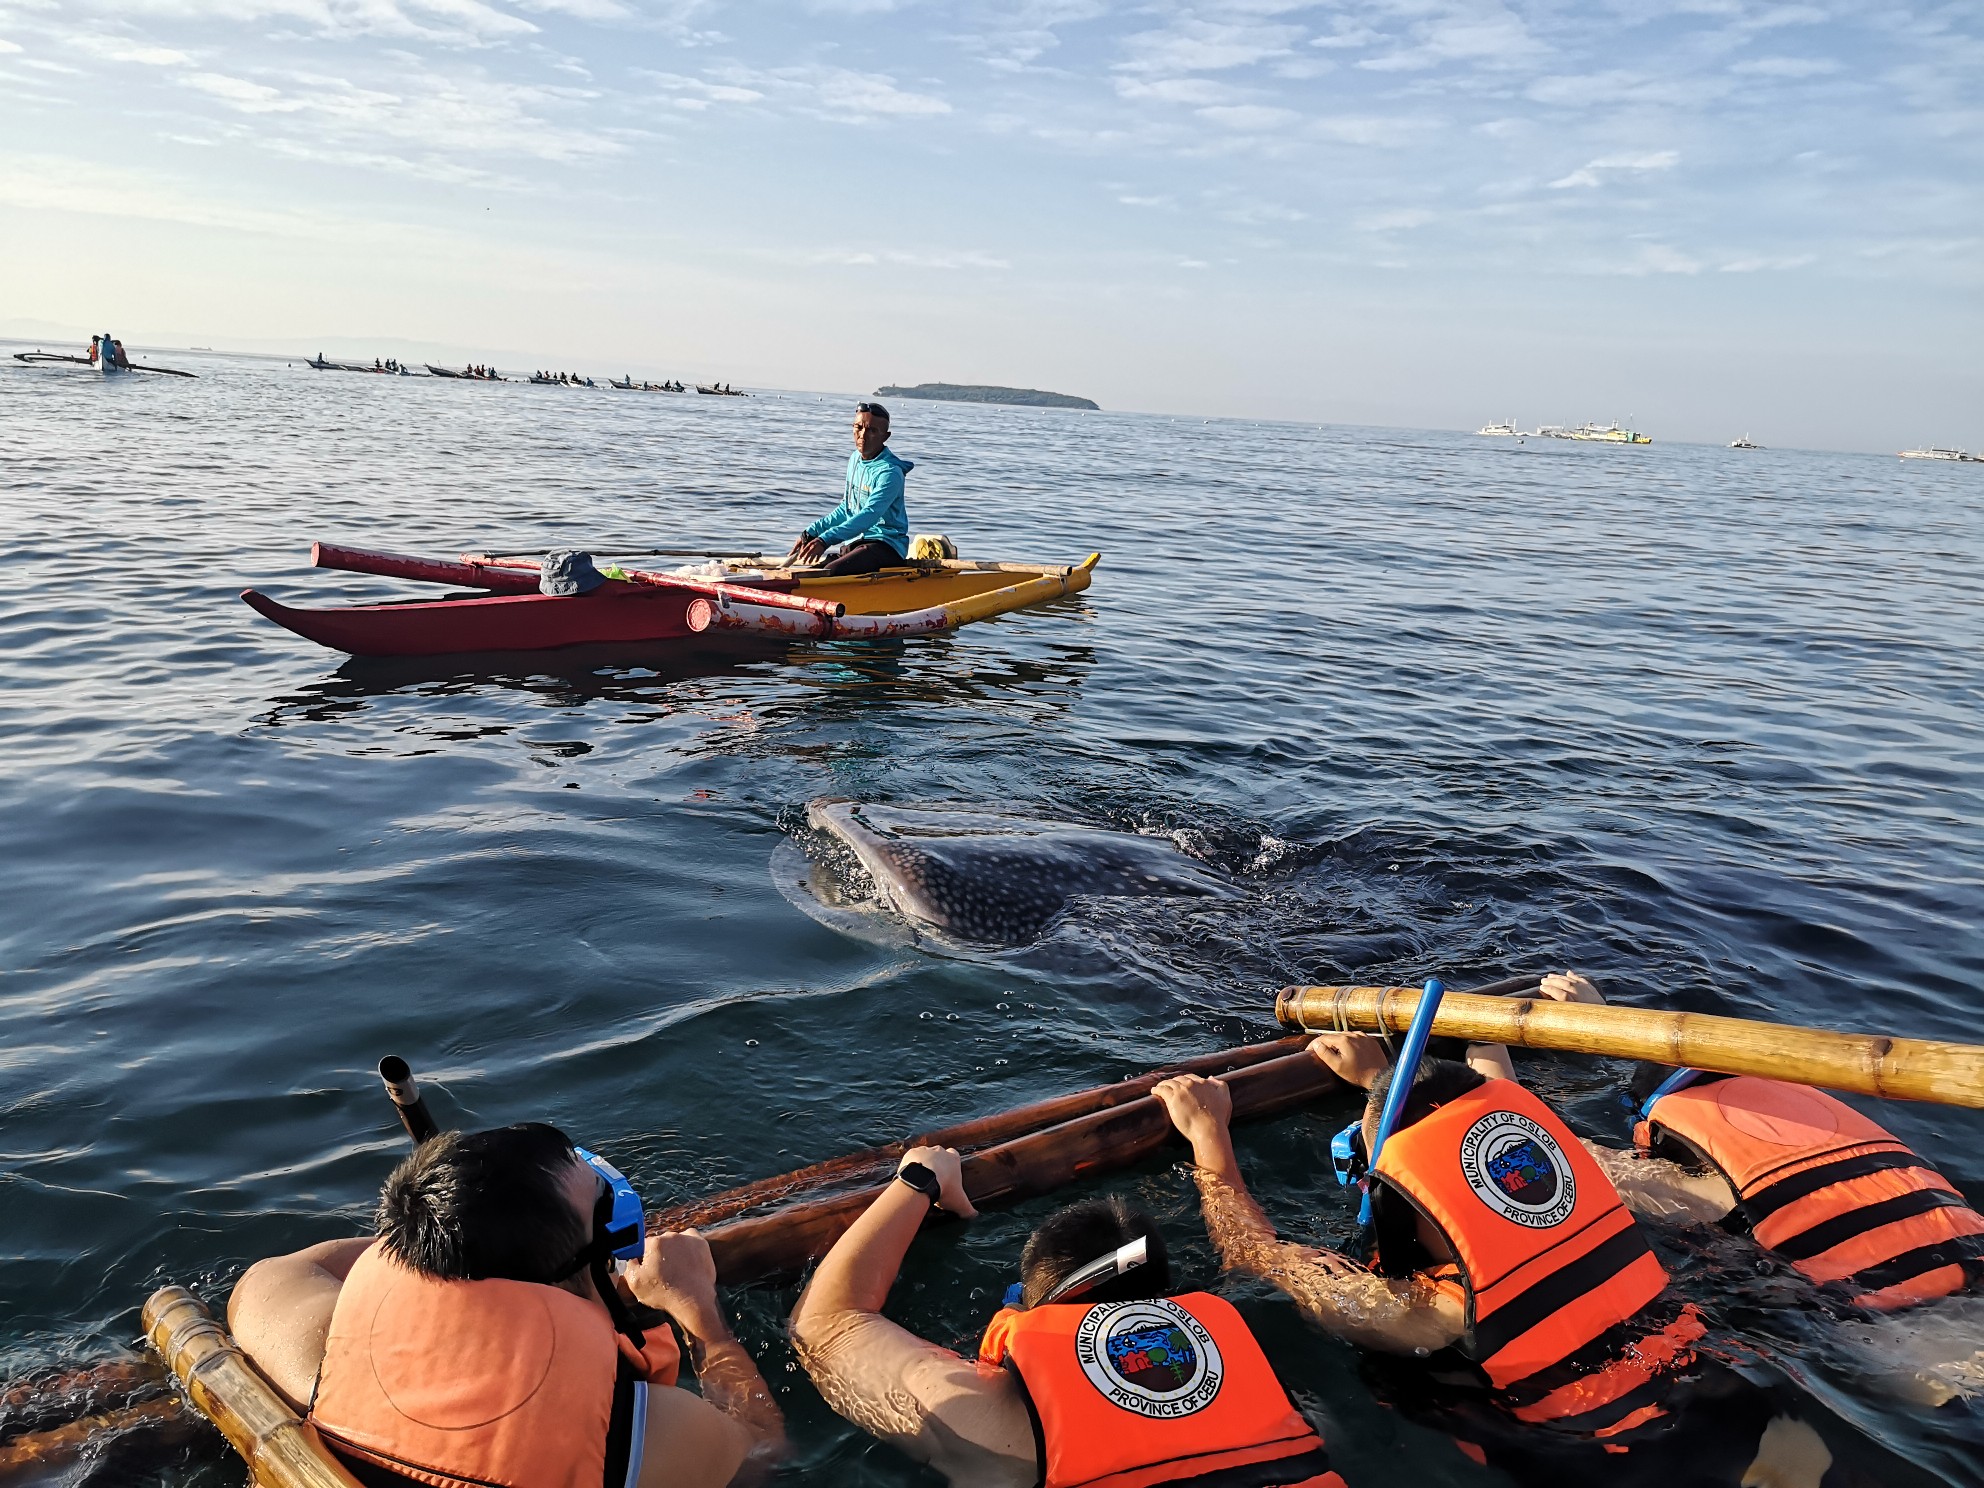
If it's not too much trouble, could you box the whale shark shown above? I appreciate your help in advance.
[798,799,1235,946]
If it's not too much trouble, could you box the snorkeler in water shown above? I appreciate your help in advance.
[1153,1037,1846,1485]
[789,1150,1347,1488]
[1538,972,1984,1409]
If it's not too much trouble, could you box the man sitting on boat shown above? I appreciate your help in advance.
[783,402,911,577]
[789,1150,1346,1488]
[228,1122,784,1488]
[1152,1037,1840,1485]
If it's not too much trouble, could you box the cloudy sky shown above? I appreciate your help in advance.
[3,0,1978,447]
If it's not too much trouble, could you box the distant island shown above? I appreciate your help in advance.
[875,382,1099,411]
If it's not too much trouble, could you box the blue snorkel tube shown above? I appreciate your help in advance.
[1357,978,1447,1227]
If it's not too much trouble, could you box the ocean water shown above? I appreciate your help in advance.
[2,346,1981,1485]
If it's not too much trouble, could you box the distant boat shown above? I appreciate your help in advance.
[1730,435,1763,450]
[1563,420,1651,444]
[1898,446,1978,462]
[1476,419,1518,436]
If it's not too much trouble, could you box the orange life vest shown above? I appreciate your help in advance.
[979,1291,1345,1488]
[1371,1080,1672,1400]
[1637,1075,1984,1309]
[310,1243,680,1488]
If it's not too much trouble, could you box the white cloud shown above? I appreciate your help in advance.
[184,71,290,107]
[1730,55,1839,77]
[1115,76,1236,105]
[1719,253,1816,271]
[1357,208,1435,231]
[65,34,194,65]
[1550,149,1679,188]
[689,62,948,120]
[1359,8,1543,73]
[1117,19,1303,75]
[1196,103,1300,131]
[1615,243,1702,274]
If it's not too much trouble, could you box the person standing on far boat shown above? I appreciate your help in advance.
[784,402,911,576]
[789,1150,1348,1488]
[228,1123,785,1488]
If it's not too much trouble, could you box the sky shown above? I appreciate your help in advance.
[1,0,1979,449]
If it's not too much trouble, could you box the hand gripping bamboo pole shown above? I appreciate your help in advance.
[141,1288,361,1488]
[1275,985,1984,1109]
[700,1048,1339,1286]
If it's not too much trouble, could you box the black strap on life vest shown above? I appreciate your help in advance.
[1836,1233,1984,1298]
[1769,1187,1972,1261]
[601,1349,645,1488]
[1738,1150,1940,1228]
[1467,1224,1655,1367]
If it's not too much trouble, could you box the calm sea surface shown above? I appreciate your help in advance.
[3,348,1981,1485]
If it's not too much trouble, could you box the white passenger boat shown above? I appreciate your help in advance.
[1475,419,1518,436]
[1898,447,1977,461]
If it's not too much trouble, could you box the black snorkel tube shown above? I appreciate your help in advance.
[378,1055,440,1145]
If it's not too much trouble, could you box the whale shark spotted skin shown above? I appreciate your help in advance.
[804,799,1234,945]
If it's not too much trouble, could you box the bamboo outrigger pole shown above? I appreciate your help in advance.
[1276,985,1984,1109]
[141,1288,360,1488]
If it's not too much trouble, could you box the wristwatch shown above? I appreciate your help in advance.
[896,1161,943,1206]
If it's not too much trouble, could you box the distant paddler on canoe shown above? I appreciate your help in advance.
[11,334,194,377]
[226,1122,784,1488]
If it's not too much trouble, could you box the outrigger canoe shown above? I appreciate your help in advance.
[242,542,1100,658]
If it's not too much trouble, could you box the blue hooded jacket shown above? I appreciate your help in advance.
[805,448,911,557]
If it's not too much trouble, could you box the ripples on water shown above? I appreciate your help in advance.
[2,347,1980,1484]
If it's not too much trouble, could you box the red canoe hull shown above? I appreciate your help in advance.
[242,586,699,658]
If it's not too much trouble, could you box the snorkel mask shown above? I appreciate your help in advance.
[1330,1121,1367,1187]
[1632,1066,1702,1120]
[567,1146,648,1346]
[1000,1235,1151,1310]
[575,1147,646,1261]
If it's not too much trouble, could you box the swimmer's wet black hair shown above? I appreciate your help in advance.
[376,1122,588,1284]
[1020,1196,1171,1308]
[1364,1056,1486,1131]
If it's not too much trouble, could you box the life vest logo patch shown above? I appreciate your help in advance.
[1075,1299,1224,1418]
[1459,1110,1577,1228]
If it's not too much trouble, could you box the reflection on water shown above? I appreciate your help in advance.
[3,345,1983,1484]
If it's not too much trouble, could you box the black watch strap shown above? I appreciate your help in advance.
[896,1161,943,1205]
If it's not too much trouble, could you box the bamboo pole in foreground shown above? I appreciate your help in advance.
[1275,985,1984,1109]
[141,1288,361,1488]
[701,1047,1340,1285]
